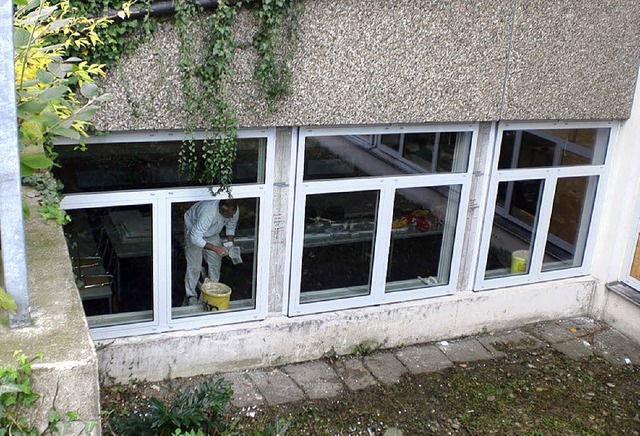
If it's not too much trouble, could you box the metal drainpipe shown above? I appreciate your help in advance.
[101,0,239,20]
[0,0,31,327]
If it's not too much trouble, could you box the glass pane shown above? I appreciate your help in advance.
[300,191,378,303]
[631,232,640,281]
[402,133,435,170]
[303,131,471,180]
[171,198,259,319]
[54,137,267,193]
[64,205,153,327]
[542,176,597,272]
[379,134,401,152]
[485,180,544,279]
[498,128,609,170]
[386,185,461,292]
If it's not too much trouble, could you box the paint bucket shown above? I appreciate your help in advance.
[510,250,529,274]
[201,281,232,311]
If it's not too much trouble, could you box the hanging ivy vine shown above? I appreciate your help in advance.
[174,0,303,194]
[253,0,304,107]
[174,0,241,194]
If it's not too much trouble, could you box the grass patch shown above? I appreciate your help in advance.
[101,347,640,435]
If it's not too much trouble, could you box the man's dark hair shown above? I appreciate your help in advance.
[220,199,239,211]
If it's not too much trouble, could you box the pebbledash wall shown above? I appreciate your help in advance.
[69,0,640,383]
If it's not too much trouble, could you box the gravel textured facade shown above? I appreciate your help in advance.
[94,0,640,131]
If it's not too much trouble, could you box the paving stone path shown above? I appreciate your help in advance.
[220,317,640,409]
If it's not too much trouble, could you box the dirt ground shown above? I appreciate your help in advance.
[101,343,640,435]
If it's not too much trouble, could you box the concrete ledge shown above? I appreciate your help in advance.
[601,281,640,343]
[97,276,596,384]
[0,189,100,433]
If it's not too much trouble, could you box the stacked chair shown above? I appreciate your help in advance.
[70,226,117,314]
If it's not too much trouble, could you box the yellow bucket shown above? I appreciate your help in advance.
[510,250,529,274]
[201,282,232,311]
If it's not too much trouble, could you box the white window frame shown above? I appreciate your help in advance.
[287,123,477,316]
[60,128,276,340]
[474,120,617,291]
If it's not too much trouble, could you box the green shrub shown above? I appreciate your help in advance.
[109,379,233,435]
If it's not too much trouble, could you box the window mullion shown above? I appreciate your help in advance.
[370,185,394,300]
[155,196,170,328]
[529,177,557,278]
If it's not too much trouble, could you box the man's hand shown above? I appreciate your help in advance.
[204,242,229,256]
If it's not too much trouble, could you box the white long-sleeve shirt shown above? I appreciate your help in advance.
[184,200,239,248]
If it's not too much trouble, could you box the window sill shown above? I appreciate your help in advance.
[606,281,640,307]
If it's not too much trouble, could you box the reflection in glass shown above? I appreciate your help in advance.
[386,186,461,292]
[380,134,401,152]
[54,138,267,193]
[171,198,259,319]
[64,205,153,327]
[498,128,609,170]
[542,177,597,272]
[300,191,378,302]
[303,132,471,180]
[485,180,544,279]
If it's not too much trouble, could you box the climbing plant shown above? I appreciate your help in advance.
[173,0,303,194]
[174,0,241,194]
[253,0,304,107]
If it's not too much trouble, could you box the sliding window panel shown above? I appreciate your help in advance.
[170,198,260,319]
[64,205,153,327]
[303,131,472,181]
[54,137,267,193]
[542,176,598,272]
[386,185,461,291]
[497,128,609,170]
[485,180,544,279]
[300,191,379,303]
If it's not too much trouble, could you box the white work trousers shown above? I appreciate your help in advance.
[184,234,222,298]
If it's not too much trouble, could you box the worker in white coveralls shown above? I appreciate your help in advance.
[183,199,239,306]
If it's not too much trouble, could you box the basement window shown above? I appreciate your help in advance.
[288,124,476,315]
[475,122,614,290]
[55,129,275,339]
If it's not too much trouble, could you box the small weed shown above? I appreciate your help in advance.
[353,341,381,357]
[323,346,338,361]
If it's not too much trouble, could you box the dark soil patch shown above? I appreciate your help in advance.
[101,346,640,435]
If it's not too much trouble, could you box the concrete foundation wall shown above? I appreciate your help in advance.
[97,276,595,384]
[0,190,100,433]
[95,0,640,131]
[600,287,640,343]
